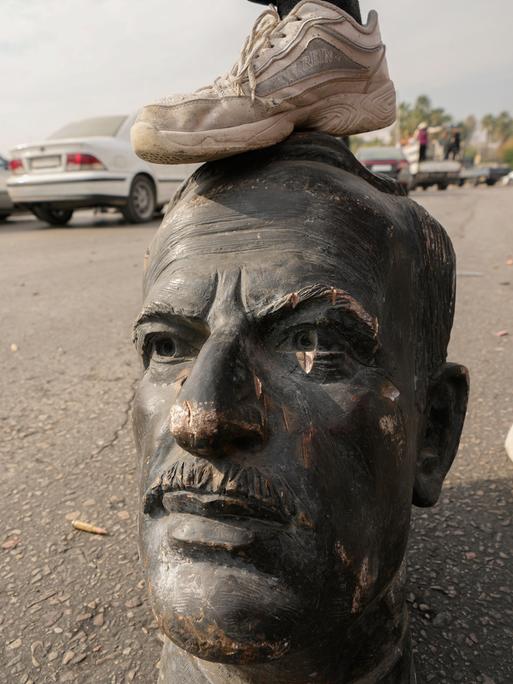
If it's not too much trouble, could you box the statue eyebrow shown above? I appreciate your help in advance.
[133,287,379,347]
[256,284,379,339]
[133,303,202,332]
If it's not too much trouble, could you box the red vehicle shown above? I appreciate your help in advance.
[357,146,412,193]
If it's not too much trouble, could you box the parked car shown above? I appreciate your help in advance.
[459,164,511,187]
[0,155,15,221]
[401,142,461,191]
[357,146,412,192]
[409,159,461,191]
[7,115,197,226]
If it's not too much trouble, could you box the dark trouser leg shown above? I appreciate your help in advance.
[249,0,362,23]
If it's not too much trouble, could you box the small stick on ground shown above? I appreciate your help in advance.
[72,520,108,536]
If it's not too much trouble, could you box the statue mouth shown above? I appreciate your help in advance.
[161,492,287,553]
[165,510,257,552]
[143,458,297,525]
[162,490,290,525]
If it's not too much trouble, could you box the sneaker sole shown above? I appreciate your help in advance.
[132,81,396,164]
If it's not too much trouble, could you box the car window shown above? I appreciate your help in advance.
[49,116,128,139]
[0,156,8,170]
[117,114,137,140]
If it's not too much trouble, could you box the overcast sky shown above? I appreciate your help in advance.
[1,0,512,152]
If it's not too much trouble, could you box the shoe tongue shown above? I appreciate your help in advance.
[291,0,346,20]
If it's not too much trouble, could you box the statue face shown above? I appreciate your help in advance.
[133,167,434,665]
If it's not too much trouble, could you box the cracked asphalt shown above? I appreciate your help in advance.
[1,186,512,683]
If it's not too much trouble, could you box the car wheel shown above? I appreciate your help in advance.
[485,179,496,186]
[32,206,74,226]
[122,175,156,224]
[0,213,11,222]
[437,183,448,191]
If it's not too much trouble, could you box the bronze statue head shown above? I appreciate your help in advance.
[133,133,468,682]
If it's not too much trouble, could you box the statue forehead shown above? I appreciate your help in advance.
[145,218,389,326]
[146,162,404,302]
[164,160,403,236]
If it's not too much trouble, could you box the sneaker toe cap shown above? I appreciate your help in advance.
[135,96,276,133]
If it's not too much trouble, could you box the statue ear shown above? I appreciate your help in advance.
[413,363,469,508]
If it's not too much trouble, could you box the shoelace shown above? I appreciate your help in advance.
[213,6,301,100]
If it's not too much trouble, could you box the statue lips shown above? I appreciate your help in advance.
[167,512,256,552]
[162,491,288,551]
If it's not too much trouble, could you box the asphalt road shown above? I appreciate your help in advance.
[1,187,512,684]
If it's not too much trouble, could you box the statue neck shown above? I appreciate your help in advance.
[157,611,416,684]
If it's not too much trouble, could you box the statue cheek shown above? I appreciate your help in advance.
[325,374,411,468]
[133,380,181,485]
[134,375,181,433]
[324,377,413,606]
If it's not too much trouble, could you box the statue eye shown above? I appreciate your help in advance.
[137,324,204,370]
[152,336,177,359]
[292,329,317,352]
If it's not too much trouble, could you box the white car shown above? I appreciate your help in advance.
[0,155,15,221]
[7,115,197,226]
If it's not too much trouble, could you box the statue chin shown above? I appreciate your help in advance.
[150,560,309,664]
[159,616,293,664]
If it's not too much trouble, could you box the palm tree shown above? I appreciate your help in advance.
[482,114,497,142]
[398,95,453,139]
[495,111,513,144]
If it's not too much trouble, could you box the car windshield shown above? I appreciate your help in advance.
[358,147,404,161]
[49,116,127,139]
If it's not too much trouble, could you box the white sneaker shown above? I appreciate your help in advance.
[131,0,396,164]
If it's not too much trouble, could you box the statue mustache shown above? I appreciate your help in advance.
[143,458,297,522]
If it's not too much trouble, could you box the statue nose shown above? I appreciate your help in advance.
[170,402,265,457]
[169,335,266,458]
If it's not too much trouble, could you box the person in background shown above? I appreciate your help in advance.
[446,127,461,160]
[418,122,429,162]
